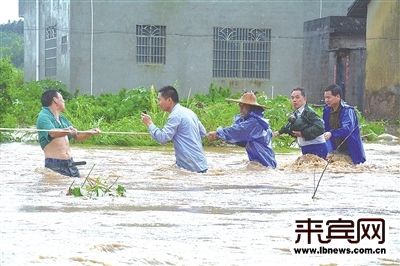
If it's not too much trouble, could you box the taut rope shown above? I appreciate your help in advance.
[0,127,149,135]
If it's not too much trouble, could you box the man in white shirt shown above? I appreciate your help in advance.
[273,87,328,159]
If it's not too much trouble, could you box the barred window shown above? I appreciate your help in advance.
[213,27,271,79]
[136,25,166,65]
[45,25,57,77]
[61,35,67,54]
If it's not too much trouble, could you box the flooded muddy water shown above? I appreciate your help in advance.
[0,142,399,265]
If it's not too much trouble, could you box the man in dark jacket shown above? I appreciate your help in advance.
[323,84,366,164]
[273,87,328,159]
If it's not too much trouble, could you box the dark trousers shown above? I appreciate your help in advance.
[45,158,81,178]
[301,143,328,159]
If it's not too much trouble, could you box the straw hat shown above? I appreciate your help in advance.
[226,92,268,109]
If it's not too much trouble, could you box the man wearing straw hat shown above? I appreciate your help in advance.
[36,89,101,177]
[207,92,277,168]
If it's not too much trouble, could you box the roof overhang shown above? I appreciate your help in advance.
[347,0,370,18]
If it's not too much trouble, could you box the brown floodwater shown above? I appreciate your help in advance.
[0,141,399,265]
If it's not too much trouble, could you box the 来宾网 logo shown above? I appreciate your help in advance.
[291,218,388,255]
[294,217,385,244]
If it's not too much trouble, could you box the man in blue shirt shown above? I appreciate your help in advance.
[141,85,208,173]
[323,84,366,164]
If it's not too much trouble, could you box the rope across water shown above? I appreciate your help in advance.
[0,127,150,135]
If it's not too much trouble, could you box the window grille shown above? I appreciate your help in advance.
[136,25,166,65]
[61,35,67,54]
[213,27,271,79]
[45,25,57,77]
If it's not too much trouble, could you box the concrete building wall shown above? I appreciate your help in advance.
[20,0,354,98]
[21,0,70,84]
[302,16,366,110]
[70,1,92,94]
[364,0,400,121]
[346,48,366,111]
[53,1,71,87]
[302,17,332,105]
[20,0,36,82]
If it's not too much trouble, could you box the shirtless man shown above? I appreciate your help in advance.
[36,89,101,177]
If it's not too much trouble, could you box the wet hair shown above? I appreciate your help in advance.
[324,84,342,97]
[292,87,306,97]
[158,85,179,103]
[41,89,60,107]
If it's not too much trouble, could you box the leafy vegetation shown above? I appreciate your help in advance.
[0,20,24,69]
[66,164,126,198]
[0,57,395,150]
[68,177,126,198]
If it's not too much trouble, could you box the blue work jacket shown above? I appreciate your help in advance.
[323,100,366,164]
[216,112,277,168]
